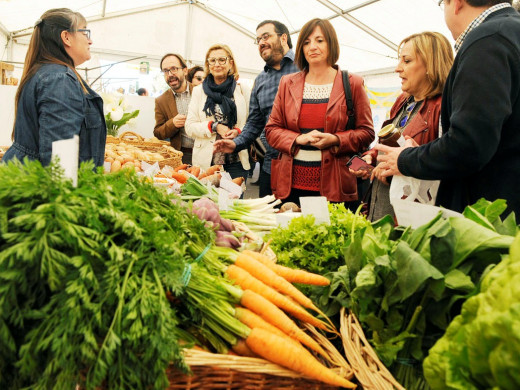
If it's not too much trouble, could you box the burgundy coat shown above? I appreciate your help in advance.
[265,68,374,202]
[365,93,442,162]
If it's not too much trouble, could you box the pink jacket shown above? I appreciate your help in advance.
[265,68,374,202]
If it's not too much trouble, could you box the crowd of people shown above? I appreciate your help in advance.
[3,0,520,221]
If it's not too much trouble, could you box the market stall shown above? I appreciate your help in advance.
[1,152,518,389]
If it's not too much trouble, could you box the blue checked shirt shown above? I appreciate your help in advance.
[234,50,298,174]
[454,2,512,52]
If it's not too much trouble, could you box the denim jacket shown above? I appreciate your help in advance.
[3,64,106,167]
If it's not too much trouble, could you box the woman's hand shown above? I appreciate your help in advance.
[216,123,231,138]
[223,128,239,139]
[370,164,390,185]
[349,155,372,180]
[309,132,340,150]
[295,132,319,146]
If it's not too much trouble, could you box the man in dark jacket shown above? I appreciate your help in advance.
[376,0,520,218]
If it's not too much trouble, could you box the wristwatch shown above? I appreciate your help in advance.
[211,121,219,133]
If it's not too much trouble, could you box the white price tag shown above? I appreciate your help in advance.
[397,135,406,147]
[300,196,330,225]
[51,135,79,187]
[103,161,111,174]
[218,187,232,211]
[220,172,243,198]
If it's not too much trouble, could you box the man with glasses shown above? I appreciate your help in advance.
[154,53,194,164]
[376,0,520,218]
[213,20,298,197]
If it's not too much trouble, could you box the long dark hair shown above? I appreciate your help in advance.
[13,8,88,139]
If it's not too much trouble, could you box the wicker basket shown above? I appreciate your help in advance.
[143,150,183,170]
[118,131,171,148]
[166,349,345,390]
[340,308,404,390]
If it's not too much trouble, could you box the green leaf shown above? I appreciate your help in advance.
[394,241,443,302]
[449,217,514,269]
[444,269,475,292]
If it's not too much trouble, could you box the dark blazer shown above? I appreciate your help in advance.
[265,68,374,202]
[153,83,193,150]
[398,7,520,218]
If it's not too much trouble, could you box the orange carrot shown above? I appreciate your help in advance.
[227,265,334,332]
[232,177,244,185]
[206,164,222,176]
[246,328,357,388]
[191,166,201,178]
[174,163,189,172]
[235,307,295,342]
[171,171,188,184]
[243,250,330,286]
[235,253,319,313]
[239,289,328,359]
[231,339,258,357]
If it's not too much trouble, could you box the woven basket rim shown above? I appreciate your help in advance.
[340,308,405,390]
[183,348,349,382]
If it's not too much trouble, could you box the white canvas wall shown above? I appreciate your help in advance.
[0,85,16,147]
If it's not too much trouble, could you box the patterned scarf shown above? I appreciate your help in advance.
[202,74,237,128]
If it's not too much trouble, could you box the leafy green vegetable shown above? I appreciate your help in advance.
[424,233,520,390]
[268,198,517,390]
[0,159,213,389]
[266,204,370,276]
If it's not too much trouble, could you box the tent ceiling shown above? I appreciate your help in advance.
[0,0,453,73]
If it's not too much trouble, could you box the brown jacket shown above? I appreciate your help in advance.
[265,68,374,202]
[153,83,194,150]
[365,93,442,162]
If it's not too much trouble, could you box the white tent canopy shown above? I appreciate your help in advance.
[1,0,453,80]
[0,0,454,144]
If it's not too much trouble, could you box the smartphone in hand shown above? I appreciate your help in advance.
[347,155,374,173]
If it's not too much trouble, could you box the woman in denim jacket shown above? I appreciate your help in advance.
[2,8,106,167]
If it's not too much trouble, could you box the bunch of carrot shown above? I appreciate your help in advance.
[168,164,222,184]
[182,245,356,388]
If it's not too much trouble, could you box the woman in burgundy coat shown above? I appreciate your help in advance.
[352,32,453,221]
[265,18,374,206]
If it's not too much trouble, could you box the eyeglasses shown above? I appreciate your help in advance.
[77,29,91,39]
[399,101,417,128]
[438,0,444,8]
[254,32,282,45]
[207,57,229,66]
[194,76,204,81]
[161,66,184,75]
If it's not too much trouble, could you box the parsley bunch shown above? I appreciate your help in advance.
[0,160,213,389]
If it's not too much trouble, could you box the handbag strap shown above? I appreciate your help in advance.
[342,70,355,130]
[361,180,374,203]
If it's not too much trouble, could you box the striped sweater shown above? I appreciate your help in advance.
[292,82,332,191]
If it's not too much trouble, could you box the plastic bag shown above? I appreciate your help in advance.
[389,175,440,205]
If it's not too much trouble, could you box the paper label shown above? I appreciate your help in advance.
[218,188,232,211]
[397,135,406,147]
[51,135,79,187]
[103,161,111,174]
[219,172,243,198]
[300,196,330,225]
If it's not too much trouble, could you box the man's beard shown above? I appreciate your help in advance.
[262,39,284,67]
[168,75,184,91]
